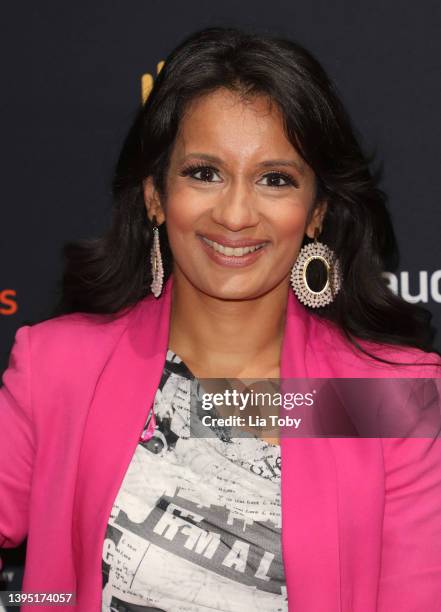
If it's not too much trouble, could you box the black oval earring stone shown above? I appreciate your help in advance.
[305,257,328,293]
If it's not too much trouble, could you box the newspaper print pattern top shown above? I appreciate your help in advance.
[101,349,287,612]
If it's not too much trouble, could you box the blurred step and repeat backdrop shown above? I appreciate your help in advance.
[0,0,440,596]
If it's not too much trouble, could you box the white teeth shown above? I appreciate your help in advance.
[201,236,266,256]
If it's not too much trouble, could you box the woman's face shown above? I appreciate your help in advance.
[144,88,326,300]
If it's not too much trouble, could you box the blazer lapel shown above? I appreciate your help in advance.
[280,291,342,610]
[72,275,175,608]
[280,292,385,611]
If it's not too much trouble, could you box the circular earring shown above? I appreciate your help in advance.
[290,227,342,308]
[150,214,164,298]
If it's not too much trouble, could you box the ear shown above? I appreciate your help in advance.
[305,200,328,239]
[142,176,166,225]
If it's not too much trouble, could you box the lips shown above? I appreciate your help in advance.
[196,233,270,248]
[197,234,269,267]
[200,236,267,256]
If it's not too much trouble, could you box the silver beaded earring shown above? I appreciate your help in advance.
[150,215,164,298]
[290,227,342,308]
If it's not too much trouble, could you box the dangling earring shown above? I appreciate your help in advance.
[150,214,164,298]
[290,227,342,308]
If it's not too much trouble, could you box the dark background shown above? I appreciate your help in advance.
[1,0,440,598]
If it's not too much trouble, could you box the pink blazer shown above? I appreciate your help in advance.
[1,273,441,611]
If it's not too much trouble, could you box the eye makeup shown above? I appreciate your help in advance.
[178,162,299,189]
[179,163,221,183]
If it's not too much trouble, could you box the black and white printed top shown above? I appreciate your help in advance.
[101,349,287,612]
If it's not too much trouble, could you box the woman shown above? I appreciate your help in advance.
[1,26,440,612]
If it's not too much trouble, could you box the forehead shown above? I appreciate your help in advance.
[172,88,302,164]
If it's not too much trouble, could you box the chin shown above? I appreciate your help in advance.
[200,281,268,301]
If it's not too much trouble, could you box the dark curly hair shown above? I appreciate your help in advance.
[53,25,440,365]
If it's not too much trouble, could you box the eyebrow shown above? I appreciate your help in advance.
[180,153,305,175]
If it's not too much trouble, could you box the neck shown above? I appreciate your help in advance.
[168,272,289,378]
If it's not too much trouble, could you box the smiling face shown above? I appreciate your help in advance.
[143,87,326,300]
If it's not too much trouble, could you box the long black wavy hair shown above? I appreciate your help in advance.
[53,26,440,365]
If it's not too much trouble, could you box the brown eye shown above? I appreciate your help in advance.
[179,164,222,183]
[259,172,297,188]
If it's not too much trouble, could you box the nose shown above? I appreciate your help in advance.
[210,178,260,231]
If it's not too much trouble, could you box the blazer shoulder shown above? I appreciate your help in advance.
[23,304,139,368]
[310,315,441,377]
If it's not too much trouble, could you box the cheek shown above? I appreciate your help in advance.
[162,196,202,257]
[164,191,198,232]
[270,207,309,250]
